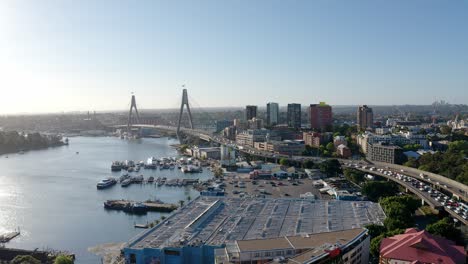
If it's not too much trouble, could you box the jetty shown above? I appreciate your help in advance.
[104,199,177,214]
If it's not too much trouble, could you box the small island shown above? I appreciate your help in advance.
[0,131,67,155]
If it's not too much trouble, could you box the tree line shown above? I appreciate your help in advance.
[0,131,65,155]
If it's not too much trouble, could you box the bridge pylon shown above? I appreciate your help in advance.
[127,94,140,134]
[176,88,194,138]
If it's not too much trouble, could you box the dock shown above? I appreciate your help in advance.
[0,231,20,243]
[104,199,177,214]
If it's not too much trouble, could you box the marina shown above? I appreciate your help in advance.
[0,136,214,263]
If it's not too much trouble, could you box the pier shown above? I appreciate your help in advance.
[104,200,177,214]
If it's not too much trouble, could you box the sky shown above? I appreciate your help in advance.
[0,0,467,114]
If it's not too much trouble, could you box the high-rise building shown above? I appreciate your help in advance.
[287,103,301,129]
[245,105,257,121]
[309,102,333,131]
[266,102,279,126]
[357,105,373,130]
[248,117,264,129]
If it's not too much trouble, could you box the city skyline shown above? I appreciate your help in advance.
[1,0,467,114]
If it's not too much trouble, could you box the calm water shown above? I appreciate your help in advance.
[0,137,213,263]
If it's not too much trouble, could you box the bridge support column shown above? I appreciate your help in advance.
[127,94,140,135]
[421,199,425,206]
[176,88,194,140]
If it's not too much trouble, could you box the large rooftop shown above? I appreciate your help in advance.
[127,197,385,250]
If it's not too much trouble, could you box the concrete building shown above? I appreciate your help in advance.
[271,125,303,140]
[375,127,390,135]
[287,103,302,129]
[303,132,322,148]
[254,140,305,156]
[333,135,347,148]
[309,102,333,131]
[215,120,233,132]
[366,142,402,164]
[233,118,247,131]
[191,147,221,160]
[245,105,257,121]
[235,129,269,147]
[357,132,428,154]
[220,145,236,167]
[380,228,465,264]
[266,102,279,126]
[247,117,263,129]
[123,196,386,264]
[337,144,352,158]
[303,132,332,148]
[357,105,373,130]
[222,126,236,140]
[216,228,370,264]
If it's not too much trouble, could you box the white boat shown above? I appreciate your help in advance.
[97,178,117,189]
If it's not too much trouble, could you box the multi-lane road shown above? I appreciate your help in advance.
[350,163,468,225]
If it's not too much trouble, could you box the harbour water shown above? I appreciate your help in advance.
[0,137,213,263]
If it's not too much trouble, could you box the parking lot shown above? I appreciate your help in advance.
[221,174,328,199]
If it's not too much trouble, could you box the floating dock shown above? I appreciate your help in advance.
[104,200,177,214]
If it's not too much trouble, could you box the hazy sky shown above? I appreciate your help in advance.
[0,1,467,114]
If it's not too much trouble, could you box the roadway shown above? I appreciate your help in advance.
[353,164,468,226]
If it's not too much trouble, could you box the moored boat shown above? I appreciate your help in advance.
[97,178,117,189]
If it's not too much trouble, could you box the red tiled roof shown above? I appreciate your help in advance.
[380,228,465,264]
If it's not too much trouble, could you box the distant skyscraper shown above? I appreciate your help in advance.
[245,105,257,121]
[309,102,333,131]
[287,103,301,129]
[357,105,373,130]
[266,102,279,126]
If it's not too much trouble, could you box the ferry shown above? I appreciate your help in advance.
[97,178,117,189]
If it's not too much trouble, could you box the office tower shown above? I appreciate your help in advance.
[266,102,279,126]
[309,102,332,131]
[287,103,301,129]
[357,105,374,130]
[245,105,257,121]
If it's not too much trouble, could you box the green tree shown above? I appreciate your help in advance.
[426,218,463,244]
[318,159,341,177]
[54,255,74,264]
[343,168,365,184]
[179,200,185,207]
[279,158,289,166]
[403,157,419,168]
[326,142,335,152]
[302,159,315,169]
[361,181,399,202]
[439,125,452,135]
[365,224,386,238]
[11,255,41,264]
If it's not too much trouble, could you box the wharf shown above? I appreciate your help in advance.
[0,231,20,243]
[104,200,177,214]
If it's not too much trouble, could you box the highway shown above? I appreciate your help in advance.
[352,164,468,226]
